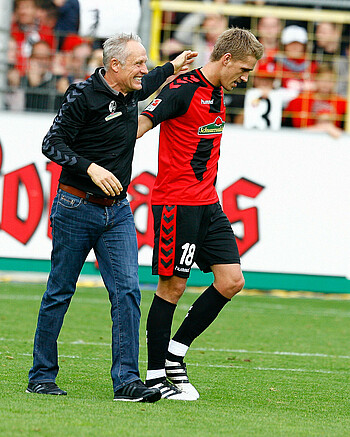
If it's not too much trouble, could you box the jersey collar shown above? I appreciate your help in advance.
[197,68,221,90]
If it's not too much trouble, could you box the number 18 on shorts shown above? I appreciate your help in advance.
[152,203,240,278]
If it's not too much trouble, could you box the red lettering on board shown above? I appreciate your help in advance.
[222,177,264,256]
[1,164,44,244]
[129,172,156,249]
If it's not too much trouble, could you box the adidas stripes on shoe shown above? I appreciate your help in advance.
[113,380,161,403]
[26,382,67,395]
[146,378,196,401]
[165,359,199,400]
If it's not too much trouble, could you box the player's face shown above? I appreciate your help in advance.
[220,55,257,91]
[115,41,148,94]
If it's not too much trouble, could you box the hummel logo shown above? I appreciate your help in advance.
[201,99,214,104]
[175,266,190,273]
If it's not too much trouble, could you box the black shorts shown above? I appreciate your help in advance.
[152,202,240,278]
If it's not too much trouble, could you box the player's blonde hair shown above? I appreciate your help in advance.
[103,33,142,69]
[210,28,264,62]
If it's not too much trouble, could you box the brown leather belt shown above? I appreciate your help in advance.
[58,183,117,207]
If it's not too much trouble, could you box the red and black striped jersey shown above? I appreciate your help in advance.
[141,68,226,205]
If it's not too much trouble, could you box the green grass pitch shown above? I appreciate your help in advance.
[1,282,350,436]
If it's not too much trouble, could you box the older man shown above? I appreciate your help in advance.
[26,33,196,402]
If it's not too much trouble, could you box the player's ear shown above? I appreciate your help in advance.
[222,53,231,66]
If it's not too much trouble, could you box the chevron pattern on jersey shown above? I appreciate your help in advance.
[42,78,92,167]
[169,74,201,89]
[158,205,177,275]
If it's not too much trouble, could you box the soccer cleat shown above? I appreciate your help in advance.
[165,359,200,400]
[26,382,67,395]
[146,378,196,401]
[113,379,161,403]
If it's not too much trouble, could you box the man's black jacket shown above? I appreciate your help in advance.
[42,63,174,198]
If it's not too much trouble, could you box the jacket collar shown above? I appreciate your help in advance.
[92,67,118,94]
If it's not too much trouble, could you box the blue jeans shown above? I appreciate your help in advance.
[28,189,141,391]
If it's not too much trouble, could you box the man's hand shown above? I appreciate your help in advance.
[87,163,123,196]
[170,50,198,75]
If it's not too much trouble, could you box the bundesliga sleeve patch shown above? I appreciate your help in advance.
[144,98,162,112]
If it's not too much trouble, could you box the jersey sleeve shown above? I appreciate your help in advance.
[42,83,92,174]
[141,81,196,127]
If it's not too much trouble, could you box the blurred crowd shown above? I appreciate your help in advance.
[6,0,140,112]
[5,0,350,137]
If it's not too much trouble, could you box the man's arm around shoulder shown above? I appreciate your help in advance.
[140,50,198,100]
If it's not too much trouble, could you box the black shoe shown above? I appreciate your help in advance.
[113,380,161,403]
[26,382,67,395]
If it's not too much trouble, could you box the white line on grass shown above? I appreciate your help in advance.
[192,362,344,375]
[0,351,346,375]
[1,337,349,359]
[190,347,350,359]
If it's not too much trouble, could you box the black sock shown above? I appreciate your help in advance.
[169,284,230,350]
[146,294,176,371]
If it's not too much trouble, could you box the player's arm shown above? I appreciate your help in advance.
[137,115,153,139]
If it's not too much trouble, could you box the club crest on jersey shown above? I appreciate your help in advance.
[109,101,117,112]
[198,116,225,135]
[145,98,162,112]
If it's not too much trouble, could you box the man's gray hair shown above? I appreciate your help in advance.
[103,33,142,69]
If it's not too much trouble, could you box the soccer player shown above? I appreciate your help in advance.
[137,28,263,400]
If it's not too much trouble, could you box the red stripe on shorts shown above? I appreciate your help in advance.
[158,205,177,276]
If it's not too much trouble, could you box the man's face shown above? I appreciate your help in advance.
[316,22,339,48]
[220,55,257,91]
[16,0,37,26]
[203,14,228,43]
[31,43,52,71]
[115,41,148,94]
[258,17,281,41]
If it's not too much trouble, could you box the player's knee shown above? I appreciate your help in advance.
[170,282,186,301]
[158,286,185,304]
[231,274,245,296]
[215,273,245,299]
[157,277,186,304]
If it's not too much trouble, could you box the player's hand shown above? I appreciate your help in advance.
[87,163,123,196]
[170,50,198,75]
